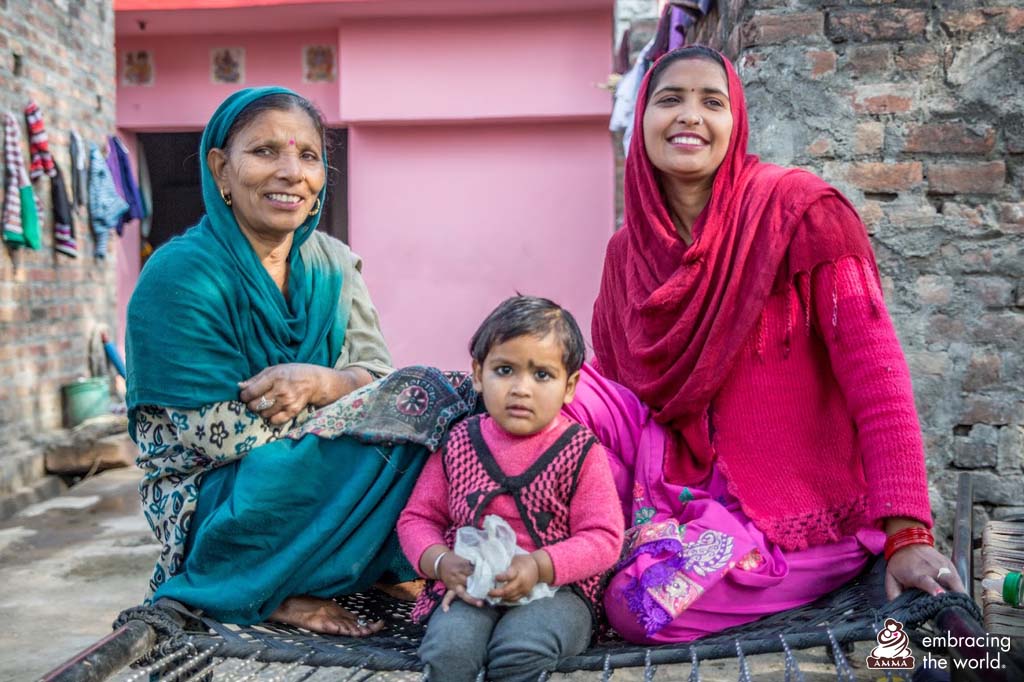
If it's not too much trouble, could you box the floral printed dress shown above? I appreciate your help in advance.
[133,401,311,597]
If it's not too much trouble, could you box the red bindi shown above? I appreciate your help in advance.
[288,138,296,145]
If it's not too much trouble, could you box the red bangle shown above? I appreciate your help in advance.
[884,527,934,561]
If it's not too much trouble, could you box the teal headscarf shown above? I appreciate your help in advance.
[126,87,347,411]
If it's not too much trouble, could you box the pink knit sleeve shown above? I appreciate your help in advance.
[397,450,452,577]
[542,441,626,585]
[806,199,933,528]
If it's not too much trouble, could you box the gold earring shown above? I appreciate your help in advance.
[308,197,321,216]
[220,188,232,206]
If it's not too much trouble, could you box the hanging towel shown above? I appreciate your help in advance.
[88,144,129,259]
[2,112,42,249]
[24,101,56,181]
[52,162,77,258]
[70,130,89,208]
[106,136,146,236]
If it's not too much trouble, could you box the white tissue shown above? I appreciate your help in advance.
[455,515,558,605]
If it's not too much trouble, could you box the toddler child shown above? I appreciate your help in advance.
[398,295,624,682]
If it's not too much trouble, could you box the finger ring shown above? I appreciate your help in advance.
[937,567,952,579]
[356,616,368,628]
[255,395,274,411]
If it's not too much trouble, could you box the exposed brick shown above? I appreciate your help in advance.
[845,45,891,78]
[827,9,927,43]
[854,122,885,155]
[959,397,1016,426]
[807,137,833,157]
[940,10,996,34]
[807,49,837,78]
[1008,8,1024,32]
[885,199,940,229]
[916,275,954,305]
[927,162,1006,195]
[966,277,1015,307]
[964,354,1003,391]
[953,439,998,468]
[904,123,995,154]
[847,162,922,192]
[852,84,913,114]
[997,203,1024,233]
[742,12,824,47]
[894,45,940,72]
[972,313,1024,344]
[857,200,884,234]
[928,314,966,343]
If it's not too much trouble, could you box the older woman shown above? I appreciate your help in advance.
[126,87,418,635]
[576,47,963,643]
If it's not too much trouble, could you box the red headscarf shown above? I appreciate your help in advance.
[592,49,873,431]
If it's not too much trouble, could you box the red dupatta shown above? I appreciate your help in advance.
[592,49,873,433]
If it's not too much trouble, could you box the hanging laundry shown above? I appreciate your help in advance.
[51,163,78,258]
[610,37,655,155]
[106,135,146,236]
[664,0,714,53]
[24,101,56,181]
[614,28,632,75]
[88,144,129,260]
[2,112,42,249]
[70,130,89,209]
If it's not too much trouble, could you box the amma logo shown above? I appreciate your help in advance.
[866,618,916,670]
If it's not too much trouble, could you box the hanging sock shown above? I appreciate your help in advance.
[24,101,56,181]
[51,162,78,258]
[88,144,129,260]
[2,111,42,249]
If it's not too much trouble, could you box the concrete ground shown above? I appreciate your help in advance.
[0,467,903,681]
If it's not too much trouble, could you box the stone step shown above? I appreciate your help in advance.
[0,475,68,522]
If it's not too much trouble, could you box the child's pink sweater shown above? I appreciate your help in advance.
[398,414,624,585]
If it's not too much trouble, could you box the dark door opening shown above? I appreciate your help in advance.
[137,128,348,258]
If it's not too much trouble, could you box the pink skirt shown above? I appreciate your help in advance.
[563,364,885,644]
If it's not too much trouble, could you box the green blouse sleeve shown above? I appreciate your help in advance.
[334,248,393,379]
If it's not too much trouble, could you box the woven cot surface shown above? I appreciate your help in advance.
[140,559,977,672]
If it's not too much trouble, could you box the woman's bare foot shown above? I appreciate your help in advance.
[270,596,383,637]
[375,579,425,602]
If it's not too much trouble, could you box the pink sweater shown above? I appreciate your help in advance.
[398,414,624,585]
[581,198,932,551]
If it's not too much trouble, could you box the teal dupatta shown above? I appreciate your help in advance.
[126,86,343,414]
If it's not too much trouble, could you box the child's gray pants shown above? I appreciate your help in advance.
[419,588,592,682]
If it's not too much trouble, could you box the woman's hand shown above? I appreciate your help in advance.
[239,364,371,425]
[489,554,542,603]
[438,552,483,611]
[885,544,966,600]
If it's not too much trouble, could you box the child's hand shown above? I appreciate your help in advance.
[438,552,484,611]
[489,554,540,603]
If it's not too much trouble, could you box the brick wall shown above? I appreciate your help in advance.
[0,0,117,457]
[615,0,1024,535]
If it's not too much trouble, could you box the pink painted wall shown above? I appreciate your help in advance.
[115,4,615,368]
[338,12,611,123]
[350,122,613,370]
[117,30,340,130]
